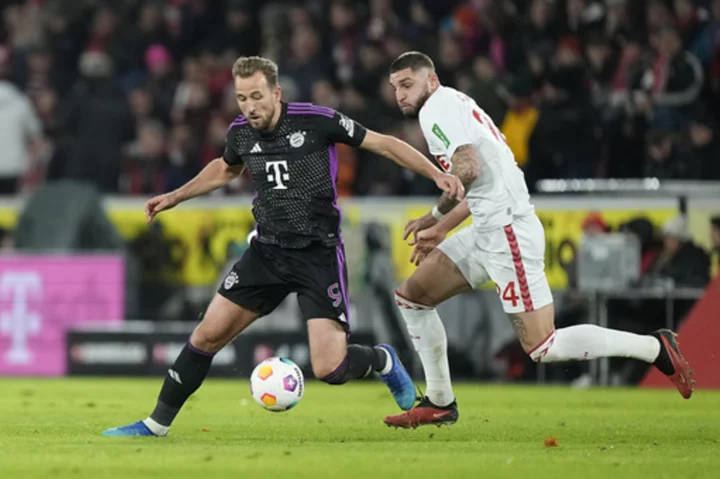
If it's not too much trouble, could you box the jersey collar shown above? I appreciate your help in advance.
[419,85,444,117]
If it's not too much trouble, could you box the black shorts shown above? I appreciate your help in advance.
[218,239,350,330]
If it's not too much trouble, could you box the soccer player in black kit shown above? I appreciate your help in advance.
[103,57,465,436]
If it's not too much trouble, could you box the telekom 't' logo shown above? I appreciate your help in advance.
[0,272,42,364]
[265,160,290,190]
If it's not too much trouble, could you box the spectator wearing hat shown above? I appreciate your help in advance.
[144,44,177,123]
[58,49,134,192]
[645,215,710,288]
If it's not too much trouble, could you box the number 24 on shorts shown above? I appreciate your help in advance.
[495,282,519,307]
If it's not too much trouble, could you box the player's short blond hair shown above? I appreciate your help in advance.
[232,56,279,88]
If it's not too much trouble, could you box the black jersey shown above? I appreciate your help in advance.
[223,102,368,249]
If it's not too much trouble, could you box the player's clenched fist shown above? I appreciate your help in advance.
[144,192,180,223]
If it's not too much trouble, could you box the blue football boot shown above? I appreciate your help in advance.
[102,420,163,437]
[376,344,416,411]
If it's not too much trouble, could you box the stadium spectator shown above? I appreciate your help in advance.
[687,109,720,179]
[645,129,689,179]
[1,0,720,196]
[500,74,538,168]
[646,215,711,288]
[641,26,704,131]
[0,46,43,195]
[58,50,133,192]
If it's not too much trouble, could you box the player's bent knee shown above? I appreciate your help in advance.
[527,329,560,363]
[190,323,234,353]
[509,304,556,361]
[315,356,350,385]
[395,281,434,309]
[189,330,223,353]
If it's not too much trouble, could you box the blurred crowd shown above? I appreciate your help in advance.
[1,0,720,197]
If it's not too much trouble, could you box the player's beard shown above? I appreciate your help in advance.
[249,105,276,131]
[262,105,277,130]
[401,88,432,118]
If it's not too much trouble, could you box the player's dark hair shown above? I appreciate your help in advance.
[389,51,435,74]
[232,56,279,88]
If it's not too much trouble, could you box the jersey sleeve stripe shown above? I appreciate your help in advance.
[288,107,335,115]
[227,115,248,131]
[287,102,333,111]
[287,109,334,118]
[287,103,335,117]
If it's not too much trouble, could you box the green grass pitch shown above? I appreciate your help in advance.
[1,378,718,478]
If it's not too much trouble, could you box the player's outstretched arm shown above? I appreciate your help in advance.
[359,130,464,201]
[144,158,244,223]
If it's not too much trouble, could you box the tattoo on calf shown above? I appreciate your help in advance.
[509,314,528,343]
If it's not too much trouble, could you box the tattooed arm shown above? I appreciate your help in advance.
[434,144,480,215]
[405,145,480,264]
[403,144,479,243]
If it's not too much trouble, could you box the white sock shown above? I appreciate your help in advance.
[395,292,454,407]
[378,347,392,375]
[531,325,661,364]
[143,417,170,437]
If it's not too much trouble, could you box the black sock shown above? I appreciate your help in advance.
[348,344,388,377]
[150,343,214,427]
[322,345,387,384]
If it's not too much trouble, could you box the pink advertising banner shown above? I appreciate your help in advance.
[0,255,124,376]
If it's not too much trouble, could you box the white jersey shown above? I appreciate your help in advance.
[419,86,534,231]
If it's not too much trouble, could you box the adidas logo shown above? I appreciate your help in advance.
[168,369,182,384]
[250,143,262,153]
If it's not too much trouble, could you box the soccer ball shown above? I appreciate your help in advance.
[250,357,304,412]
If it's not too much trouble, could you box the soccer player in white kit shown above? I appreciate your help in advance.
[384,52,694,428]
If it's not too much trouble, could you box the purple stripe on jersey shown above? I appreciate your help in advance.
[336,245,350,325]
[288,102,332,110]
[287,103,335,115]
[227,115,248,131]
[287,107,334,114]
[328,144,342,234]
[287,108,334,118]
[288,103,333,111]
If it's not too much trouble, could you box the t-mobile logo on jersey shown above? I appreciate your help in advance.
[0,272,42,365]
[266,160,290,190]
